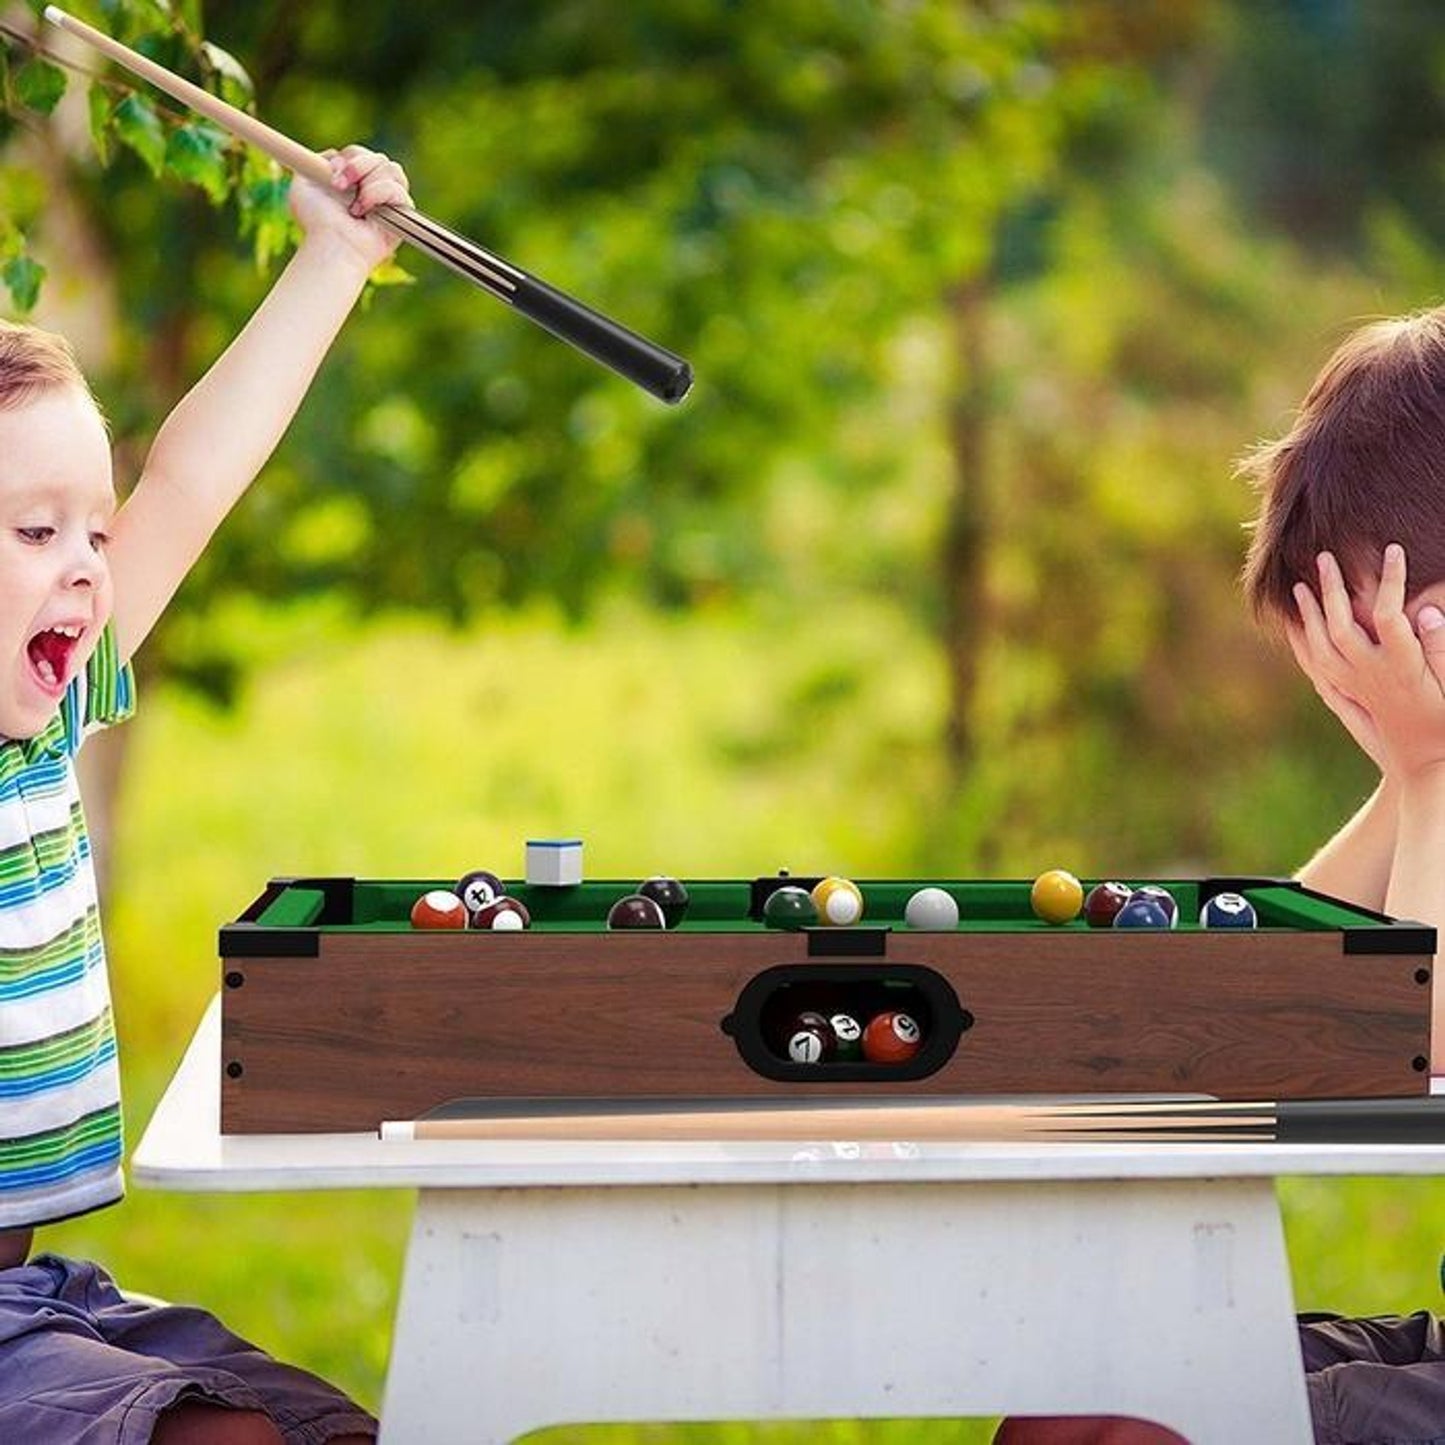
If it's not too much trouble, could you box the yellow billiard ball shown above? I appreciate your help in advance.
[1030,869,1083,925]
[811,875,864,926]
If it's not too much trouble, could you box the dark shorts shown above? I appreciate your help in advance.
[0,1253,377,1444]
[1301,1311,1445,1445]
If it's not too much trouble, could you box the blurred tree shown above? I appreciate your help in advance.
[2,0,1422,882]
[0,0,1180,835]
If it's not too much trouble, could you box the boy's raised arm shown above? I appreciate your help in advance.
[105,147,411,664]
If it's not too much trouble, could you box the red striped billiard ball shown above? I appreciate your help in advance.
[410,890,467,929]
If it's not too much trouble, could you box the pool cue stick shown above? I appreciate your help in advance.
[42,6,694,405]
[378,1095,1445,1145]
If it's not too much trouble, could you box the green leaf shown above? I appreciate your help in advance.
[367,259,415,288]
[237,174,296,270]
[14,58,66,115]
[201,41,254,108]
[113,93,166,176]
[87,84,112,166]
[2,253,45,313]
[166,121,230,204]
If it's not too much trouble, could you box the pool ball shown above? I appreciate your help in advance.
[1030,869,1083,925]
[904,887,959,931]
[471,896,531,930]
[812,876,864,927]
[763,886,819,929]
[1133,885,1179,928]
[455,869,504,915]
[862,1010,923,1064]
[607,893,667,929]
[410,890,468,929]
[828,1010,864,1060]
[784,1010,835,1064]
[1200,891,1258,929]
[1112,896,1172,929]
[637,875,689,927]
[1083,881,1132,928]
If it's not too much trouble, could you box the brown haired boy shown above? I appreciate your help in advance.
[995,312,1445,1443]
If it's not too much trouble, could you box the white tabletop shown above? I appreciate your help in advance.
[131,997,1445,1192]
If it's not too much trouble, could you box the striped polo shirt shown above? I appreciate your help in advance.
[0,625,134,1228]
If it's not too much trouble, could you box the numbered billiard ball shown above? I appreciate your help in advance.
[638,875,689,928]
[784,1010,835,1064]
[1113,896,1172,929]
[904,887,959,931]
[471,896,531,931]
[1133,885,1179,928]
[1083,881,1131,928]
[763,886,819,929]
[812,876,864,926]
[1200,891,1258,929]
[455,869,505,915]
[862,1010,923,1064]
[828,1010,864,1060]
[607,894,667,929]
[1030,869,1083,924]
[410,890,467,929]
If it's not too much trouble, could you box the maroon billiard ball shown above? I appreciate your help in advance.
[862,1011,923,1064]
[607,894,667,929]
[1083,881,1132,929]
[410,890,467,929]
[784,1010,835,1064]
[470,896,531,931]
[456,869,505,915]
[637,875,689,927]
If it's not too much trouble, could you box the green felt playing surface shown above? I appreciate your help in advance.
[247,876,1404,936]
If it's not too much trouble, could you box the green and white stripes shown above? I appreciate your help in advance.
[0,625,134,1227]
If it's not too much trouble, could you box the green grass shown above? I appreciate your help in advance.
[40,602,1445,1436]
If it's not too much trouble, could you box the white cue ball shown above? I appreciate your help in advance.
[904,886,960,930]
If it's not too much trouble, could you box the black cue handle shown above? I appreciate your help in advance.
[505,266,693,404]
[1277,1096,1445,1144]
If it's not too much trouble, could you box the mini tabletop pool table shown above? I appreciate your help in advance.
[217,874,1435,1134]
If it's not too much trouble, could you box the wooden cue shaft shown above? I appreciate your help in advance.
[42,7,478,270]
[45,7,334,187]
[42,6,695,403]
[380,1096,1445,1144]
[380,1101,1277,1144]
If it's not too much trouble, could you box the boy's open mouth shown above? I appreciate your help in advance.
[26,625,83,691]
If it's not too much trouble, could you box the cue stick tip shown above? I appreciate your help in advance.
[379,1120,417,1142]
[42,7,69,29]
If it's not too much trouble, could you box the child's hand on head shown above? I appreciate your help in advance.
[1290,544,1445,783]
[290,144,412,272]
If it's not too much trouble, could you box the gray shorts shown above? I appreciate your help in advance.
[1301,1311,1445,1445]
[0,1253,377,1444]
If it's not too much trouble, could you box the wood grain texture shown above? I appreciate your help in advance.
[220,926,1432,1133]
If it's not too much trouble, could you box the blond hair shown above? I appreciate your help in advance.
[0,320,95,412]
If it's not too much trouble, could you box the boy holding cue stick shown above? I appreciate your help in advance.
[998,313,1445,1443]
[0,141,410,1441]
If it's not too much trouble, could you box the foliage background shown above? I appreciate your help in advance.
[3,0,1445,1434]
